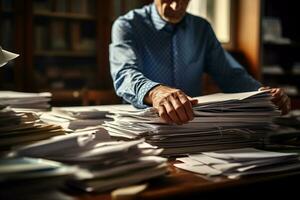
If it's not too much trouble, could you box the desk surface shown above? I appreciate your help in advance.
[74,160,300,200]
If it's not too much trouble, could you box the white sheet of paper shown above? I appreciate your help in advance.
[0,91,51,99]
[189,154,229,165]
[78,164,168,192]
[176,157,204,166]
[174,163,222,176]
[194,90,268,106]
[89,156,166,179]
[227,161,300,179]
[0,47,19,67]
[202,148,298,161]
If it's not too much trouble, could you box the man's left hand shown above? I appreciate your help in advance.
[259,87,291,115]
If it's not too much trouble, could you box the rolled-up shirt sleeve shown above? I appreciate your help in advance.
[203,22,261,92]
[110,18,160,108]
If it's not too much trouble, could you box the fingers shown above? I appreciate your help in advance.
[277,94,288,109]
[162,99,181,124]
[276,94,291,115]
[149,85,196,125]
[158,105,172,124]
[156,92,195,125]
[270,88,291,115]
[177,93,194,121]
[280,97,291,115]
[271,88,284,104]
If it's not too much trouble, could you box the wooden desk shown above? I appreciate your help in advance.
[74,160,300,200]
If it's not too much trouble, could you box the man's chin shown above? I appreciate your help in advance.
[163,16,183,24]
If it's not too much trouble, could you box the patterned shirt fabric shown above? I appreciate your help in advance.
[109,3,261,108]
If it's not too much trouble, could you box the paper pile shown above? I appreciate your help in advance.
[0,104,22,128]
[174,148,300,179]
[0,157,77,200]
[0,91,52,111]
[12,131,168,193]
[265,110,300,148]
[0,104,64,152]
[40,105,120,130]
[104,91,280,156]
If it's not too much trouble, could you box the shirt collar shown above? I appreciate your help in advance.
[151,3,167,31]
[150,3,187,32]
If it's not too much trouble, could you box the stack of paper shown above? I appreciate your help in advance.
[0,104,65,152]
[40,106,117,130]
[0,114,65,150]
[104,91,280,156]
[174,148,300,179]
[12,131,168,193]
[273,110,300,129]
[0,157,78,200]
[265,110,300,148]
[0,91,51,111]
[0,104,22,129]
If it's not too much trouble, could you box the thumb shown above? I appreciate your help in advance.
[259,86,271,91]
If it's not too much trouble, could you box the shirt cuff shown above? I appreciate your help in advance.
[137,81,160,109]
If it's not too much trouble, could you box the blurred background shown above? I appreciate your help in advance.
[0,0,299,108]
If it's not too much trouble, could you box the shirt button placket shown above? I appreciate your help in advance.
[173,33,179,88]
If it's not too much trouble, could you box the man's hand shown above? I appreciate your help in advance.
[259,87,291,115]
[144,85,198,125]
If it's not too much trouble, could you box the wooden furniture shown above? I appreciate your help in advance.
[235,0,300,109]
[260,0,300,109]
[24,0,109,103]
[0,0,152,106]
[235,0,261,80]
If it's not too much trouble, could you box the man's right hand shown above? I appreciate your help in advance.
[144,85,198,125]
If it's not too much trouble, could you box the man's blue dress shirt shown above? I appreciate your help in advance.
[110,4,261,108]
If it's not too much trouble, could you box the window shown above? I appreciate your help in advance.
[187,0,232,43]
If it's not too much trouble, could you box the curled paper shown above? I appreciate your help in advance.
[0,46,19,67]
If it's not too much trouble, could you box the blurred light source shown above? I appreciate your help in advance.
[187,0,231,43]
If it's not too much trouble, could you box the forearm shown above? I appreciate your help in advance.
[112,67,160,108]
[218,67,262,93]
[206,50,261,93]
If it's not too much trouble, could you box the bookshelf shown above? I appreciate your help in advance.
[28,0,97,90]
[0,0,124,105]
[19,0,152,105]
[260,0,300,109]
[23,0,113,105]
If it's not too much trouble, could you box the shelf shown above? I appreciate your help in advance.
[0,0,135,105]
[263,41,300,48]
[33,11,96,21]
[35,51,96,58]
[263,73,300,77]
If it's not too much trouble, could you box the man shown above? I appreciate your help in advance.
[110,0,290,125]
